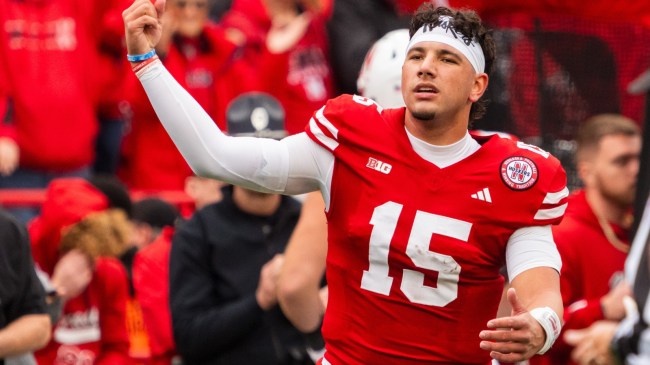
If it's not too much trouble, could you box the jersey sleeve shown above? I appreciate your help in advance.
[532,161,569,226]
[304,94,382,154]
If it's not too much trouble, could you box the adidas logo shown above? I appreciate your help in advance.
[471,188,492,203]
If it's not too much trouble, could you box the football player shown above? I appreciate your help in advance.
[123,1,567,363]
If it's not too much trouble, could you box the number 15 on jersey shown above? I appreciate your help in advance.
[360,201,472,307]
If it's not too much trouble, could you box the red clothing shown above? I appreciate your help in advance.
[448,0,650,26]
[29,178,108,275]
[305,95,568,364]
[532,190,629,365]
[259,15,335,134]
[95,0,131,121]
[120,24,250,190]
[0,0,123,171]
[35,257,133,365]
[224,0,335,134]
[490,13,650,139]
[132,227,176,365]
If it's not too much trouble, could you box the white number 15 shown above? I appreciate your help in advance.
[360,202,472,307]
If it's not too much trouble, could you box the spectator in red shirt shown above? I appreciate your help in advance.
[532,114,642,365]
[120,0,253,190]
[222,0,335,134]
[130,198,180,365]
[0,0,128,223]
[28,178,133,365]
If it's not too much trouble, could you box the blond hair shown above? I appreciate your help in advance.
[59,209,132,261]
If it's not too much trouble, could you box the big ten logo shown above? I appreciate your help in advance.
[366,157,392,174]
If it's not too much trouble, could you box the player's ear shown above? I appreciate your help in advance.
[469,73,488,103]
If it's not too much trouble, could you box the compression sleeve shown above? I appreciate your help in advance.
[137,60,331,195]
[506,225,562,281]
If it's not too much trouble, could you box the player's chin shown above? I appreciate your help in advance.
[410,108,437,122]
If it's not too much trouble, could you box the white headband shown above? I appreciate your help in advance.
[406,16,485,73]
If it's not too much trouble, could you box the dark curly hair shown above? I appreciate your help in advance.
[409,4,495,123]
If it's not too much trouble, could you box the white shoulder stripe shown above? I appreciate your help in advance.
[309,118,339,151]
[316,106,339,139]
[543,187,570,204]
[534,203,568,220]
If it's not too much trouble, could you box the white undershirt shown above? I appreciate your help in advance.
[138,61,560,281]
[405,128,481,168]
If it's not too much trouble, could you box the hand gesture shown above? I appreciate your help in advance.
[600,280,632,321]
[256,254,285,310]
[565,321,618,365]
[51,249,93,301]
[479,288,547,362]
[122,0,166,56]
[0,137,19,176]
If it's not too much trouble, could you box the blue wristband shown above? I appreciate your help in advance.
[127,49,156,62]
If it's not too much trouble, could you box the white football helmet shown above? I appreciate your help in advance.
[356,29,410,109]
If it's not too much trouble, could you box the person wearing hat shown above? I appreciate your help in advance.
[168,92,316,365]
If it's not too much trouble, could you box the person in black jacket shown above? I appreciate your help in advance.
[169,92,315,365]
[0,209,51,364]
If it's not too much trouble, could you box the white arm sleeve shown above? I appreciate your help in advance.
[506,225,562,282]
[137,61,333,196]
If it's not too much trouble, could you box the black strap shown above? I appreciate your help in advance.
[633,228,650,312]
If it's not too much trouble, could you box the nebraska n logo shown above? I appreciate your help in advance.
[471,188,492,203]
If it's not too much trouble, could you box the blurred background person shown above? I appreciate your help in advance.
[562,104,650,364]
[0,0,129,223]
[533,114,641,365]
[0,208,51,365]
[27,177,133,365]
[221,0,335,134]
[180,175,224,218]
[130,198,180,365]
[261,0,335,134]
[169,92,315,364]
[325,0,409,96]
[119,0,253,191]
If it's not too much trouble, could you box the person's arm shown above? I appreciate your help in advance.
[0,51,19,176]
[480,268,563,363]
[277,191,328,333]
[0,315,50,357]
[479,225,564,362]
[564,198,650,364]
[94,259,133,365]
[0,210,51,356]
[123,0,328,196]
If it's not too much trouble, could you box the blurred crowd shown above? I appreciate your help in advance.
[1,0,650,365]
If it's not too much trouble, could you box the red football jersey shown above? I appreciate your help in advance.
[305,95,568,364]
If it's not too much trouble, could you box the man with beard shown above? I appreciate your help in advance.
[124,2,568,363]
[534,114,642,365]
